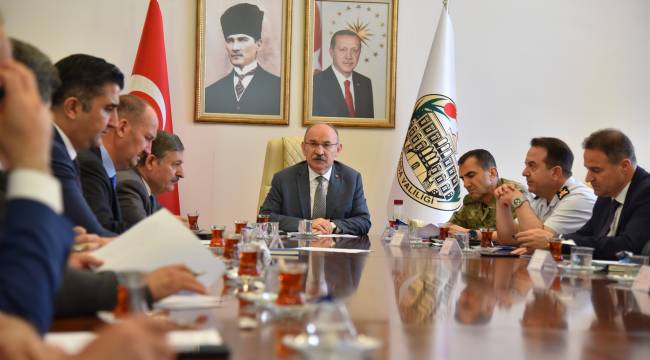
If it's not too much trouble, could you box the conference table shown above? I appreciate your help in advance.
[51,235,650,359]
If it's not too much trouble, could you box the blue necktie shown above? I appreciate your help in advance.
[109,175,117,190]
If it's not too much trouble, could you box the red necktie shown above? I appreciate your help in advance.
[344,80,356,117]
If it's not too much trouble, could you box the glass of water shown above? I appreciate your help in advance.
[570,246,594,268]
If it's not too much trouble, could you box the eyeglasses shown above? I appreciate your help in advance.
[303,141,339,150]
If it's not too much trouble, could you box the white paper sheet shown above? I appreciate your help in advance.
[92,209,225,287]
[316,234,359,238]
[294,247,371,253]
[154,294,222,310]
[45,329,223,355]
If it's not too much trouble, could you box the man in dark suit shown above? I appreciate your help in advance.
[117,130,185,229]
[78,94,158,233]
[204,3,280,115]
[0,49,74,334]
[561,129,650,259]
[50,54,124,237]
[312,30,374,118]
[260,124,371,235]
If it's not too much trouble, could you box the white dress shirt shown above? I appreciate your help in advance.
[331,66,355,105]
[231,61,259,101]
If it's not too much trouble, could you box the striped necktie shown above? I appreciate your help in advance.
[312,176,327,219]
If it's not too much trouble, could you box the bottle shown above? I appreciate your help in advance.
[392,199,403,229]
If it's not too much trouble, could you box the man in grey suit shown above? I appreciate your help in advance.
[260,124,371,235]
[117,130,184,229]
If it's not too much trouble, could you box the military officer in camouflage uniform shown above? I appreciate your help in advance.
[449,149,526,239]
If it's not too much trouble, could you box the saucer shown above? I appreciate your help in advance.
[238,291,278,306]
[264,302,315,317]
[607,273,636,285]
[557,262,604,273]
[282,334,381,353]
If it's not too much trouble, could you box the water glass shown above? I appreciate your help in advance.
[570,246,594,268]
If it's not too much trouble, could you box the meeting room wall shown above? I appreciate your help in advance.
[3,0,649,235]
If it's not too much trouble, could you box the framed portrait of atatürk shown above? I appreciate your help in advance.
[195,0,292,124]
[303,0,398,128]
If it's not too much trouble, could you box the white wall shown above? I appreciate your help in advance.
[3,0,649,233]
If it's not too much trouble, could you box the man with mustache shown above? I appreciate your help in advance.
[259,123,371,235]
[495,137,595,247]
[204,3,280,115]
[117,130,184,229]
[312,30,374,118]
[78,94,158,233]
[448,149,526,237]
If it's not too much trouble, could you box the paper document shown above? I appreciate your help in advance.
[294,247,370,253]
[316,234,359,238]
[92,209,225,287]
[155,294,222,310]
[46,329,223,355]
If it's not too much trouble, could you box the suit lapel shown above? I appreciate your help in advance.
[617,167,647,233]
[325,68,348,115]
[297,163,311,219]
[326,163,341,219]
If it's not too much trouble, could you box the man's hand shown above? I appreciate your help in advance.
[312,218,333,235]
[0,60,53,172]
[68,252,104,270]
[448,224,469,235]
[515,228,553,250]
[510,247,530,256]
[73,226,112,251]
[71,316,174,360]
[494,184,523,207]
[0,312,64,360]
[146,264,207,301]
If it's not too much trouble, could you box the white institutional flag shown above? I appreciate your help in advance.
[388,6,460,225]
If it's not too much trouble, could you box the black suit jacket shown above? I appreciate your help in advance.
[565,166,650,260]
[51,129,115,236]
[312,66,373,118]
[78,147,127,234]
[204,65,280,115]
[259,161,371,235]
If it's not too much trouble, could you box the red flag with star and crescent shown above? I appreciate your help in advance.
[129,0,180,214]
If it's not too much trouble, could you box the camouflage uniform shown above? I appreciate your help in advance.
[449,178,526,230]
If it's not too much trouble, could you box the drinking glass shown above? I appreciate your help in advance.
[479,228,494,248]
[210,225,225,247]
[438,223,450,240]
[276,260,307,306]
[570,246,594,268]
[187,211,199,231]
[113,270,148,317]
[298,219,313,236]
[548,237,563,261]
[234,220,248,235]
[224,233,241,261]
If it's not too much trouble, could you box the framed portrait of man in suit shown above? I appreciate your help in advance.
[195,0,291,124]
[303,0,398,128]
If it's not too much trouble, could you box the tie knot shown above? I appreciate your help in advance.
[235,69,256,80]
[344,79,350,87]
[316,176,326,184]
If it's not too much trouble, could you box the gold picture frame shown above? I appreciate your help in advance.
[195,0,292,124]
[303,0,398,128]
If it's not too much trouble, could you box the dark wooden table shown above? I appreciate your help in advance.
[52,235,650,359]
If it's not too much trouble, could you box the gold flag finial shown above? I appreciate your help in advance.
[443,0,449,10]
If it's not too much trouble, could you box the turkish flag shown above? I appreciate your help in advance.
[130,0,180,214]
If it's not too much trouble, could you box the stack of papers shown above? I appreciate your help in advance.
[91,209,225,288]
[45,329,223,355]
[154,294,222,310]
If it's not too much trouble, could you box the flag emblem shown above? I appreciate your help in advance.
[397,94,460,210]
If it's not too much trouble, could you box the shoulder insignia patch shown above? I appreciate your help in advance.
[556,186,570,200]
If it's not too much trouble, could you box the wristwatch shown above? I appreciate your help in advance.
[511,196,528,210]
